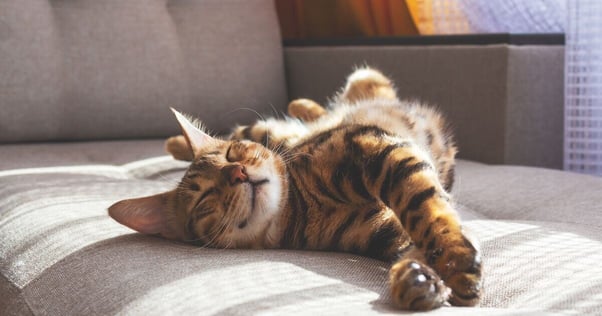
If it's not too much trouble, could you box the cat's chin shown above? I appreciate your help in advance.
[245,180,282,227]
[223,173,284,248]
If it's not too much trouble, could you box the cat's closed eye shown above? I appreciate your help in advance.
[194,188,216,210]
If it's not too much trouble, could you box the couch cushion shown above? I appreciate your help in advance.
[1,145,601,315]
[0,139,166,171]
[453,160,602,225]
[0,0,287,143]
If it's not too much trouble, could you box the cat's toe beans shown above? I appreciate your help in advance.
[390,260,449,310]
[439,244,482,276]
[414,273,427,284]
[440,249,482,305]
[446,272,482,306]
[469,252,482,272]
[408,261,421,270]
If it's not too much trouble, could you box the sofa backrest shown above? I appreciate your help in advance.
[0,0,287,143]
[283,35,565,169]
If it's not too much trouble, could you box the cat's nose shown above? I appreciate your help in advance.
[222,164,248,185]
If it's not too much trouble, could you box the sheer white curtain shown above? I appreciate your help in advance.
[423,0,565,34]
[564,0,602,176]
[421,0,602,176]
[457,0,565,33]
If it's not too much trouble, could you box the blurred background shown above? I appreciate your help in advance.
[274,0,565,39]
[275,0,602,177]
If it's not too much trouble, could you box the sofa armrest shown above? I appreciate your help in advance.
[283,35,564,169]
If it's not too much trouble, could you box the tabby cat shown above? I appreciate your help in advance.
[109,67,482,310]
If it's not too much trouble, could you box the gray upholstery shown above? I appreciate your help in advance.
[1,151,601,315]
[0,0,287,143]
[2,0,601,315]
[284,45,564,169]
[0,139,166,171]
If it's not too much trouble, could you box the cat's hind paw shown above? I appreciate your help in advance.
[389,259,450,310]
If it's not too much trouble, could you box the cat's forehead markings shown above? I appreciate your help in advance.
[185,162,212,178]
[191,156,215,168]
[185,168,211,179]
[183,172,201,183]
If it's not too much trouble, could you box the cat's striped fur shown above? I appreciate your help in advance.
[109,67,482,310]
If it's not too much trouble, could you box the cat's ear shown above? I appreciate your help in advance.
[170,107,215,156]
[108,190,177,239]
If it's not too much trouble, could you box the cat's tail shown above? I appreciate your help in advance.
[336,66,398,104]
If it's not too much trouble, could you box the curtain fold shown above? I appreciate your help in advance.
[275,0,419,39]
[405,0,470,34]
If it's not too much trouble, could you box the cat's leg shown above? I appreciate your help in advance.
[287,98,327,122]
[166,119,309,161]
[389,245,451,310]
[339,68,458,191]
[350,129,482,306]
[166,97,325,161]
[165,135,194,161]
[230,118,310,151]
[288,68,398,121]
[336,67,398,103]
[411,105,458,192]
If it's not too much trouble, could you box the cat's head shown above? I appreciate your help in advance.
[108,109,287,248]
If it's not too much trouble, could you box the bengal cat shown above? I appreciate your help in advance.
[109,67,482,310]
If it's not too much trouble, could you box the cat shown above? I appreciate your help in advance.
[108,67,482,310]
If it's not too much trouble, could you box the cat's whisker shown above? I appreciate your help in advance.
[152,172,184,185]
[267,102,285,120]
[197,215,230,249]
[203,192,241,247]
[226,236,235,249]
[186,192,242,248]
[271,141,290,155]
[280,151,314,164]
[228,191,245,220]
[225,107,267,123]
[185,213,224,243]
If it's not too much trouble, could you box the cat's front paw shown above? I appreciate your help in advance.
[288,98,326,122]
[429,235,483,306]
[165,135,193,161]
[230,124,269,146]
[231,125,250,141]
[389,259,450,310]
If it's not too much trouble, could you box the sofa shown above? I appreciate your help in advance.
[2,1,601,315]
